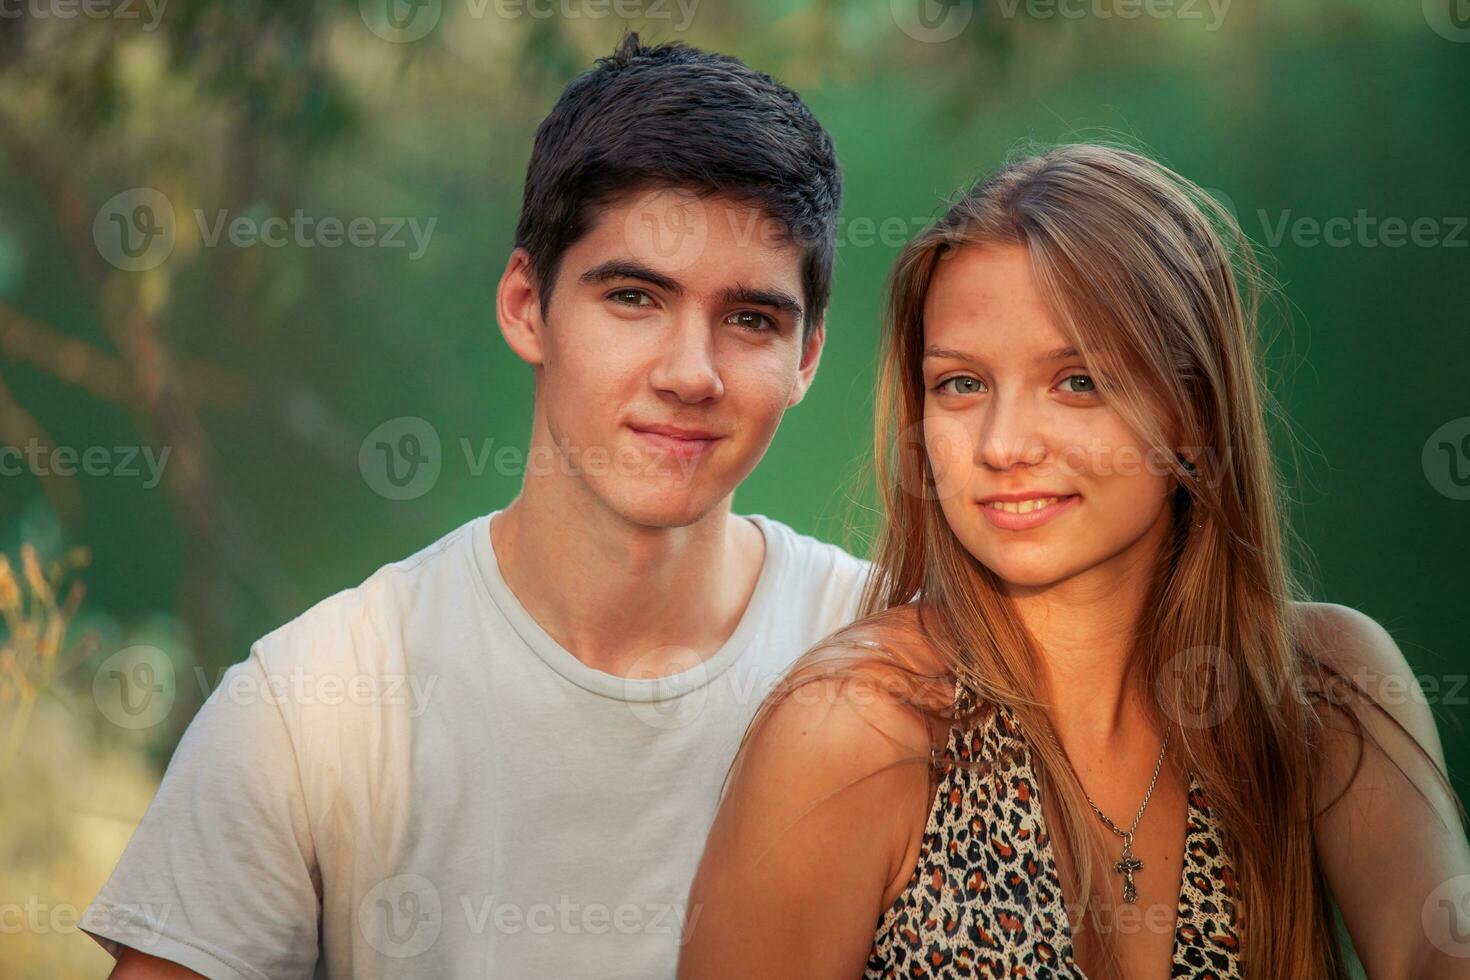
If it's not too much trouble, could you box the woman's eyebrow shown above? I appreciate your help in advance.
[921,345,1080,362]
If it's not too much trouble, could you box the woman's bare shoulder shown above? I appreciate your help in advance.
[743,603,957,765]
[791,603,954,710]
[1288,600,1445,765]
[724,604,949,815]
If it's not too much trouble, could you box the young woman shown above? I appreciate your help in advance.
[679,144,1470,979]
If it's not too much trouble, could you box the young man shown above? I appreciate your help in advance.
[83,33,870,980]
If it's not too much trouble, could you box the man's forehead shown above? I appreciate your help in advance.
[571,188,806,294]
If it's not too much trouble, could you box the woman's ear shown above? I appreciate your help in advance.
[497,248,547,366]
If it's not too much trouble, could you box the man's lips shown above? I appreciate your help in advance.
[627,424,725,459]
[629,423,722,441]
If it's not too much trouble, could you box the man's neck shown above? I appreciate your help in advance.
[489,475,766,679]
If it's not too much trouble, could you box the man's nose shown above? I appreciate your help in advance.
[649,316,723,403]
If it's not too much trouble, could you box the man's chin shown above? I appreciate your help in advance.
[601,483,729,530]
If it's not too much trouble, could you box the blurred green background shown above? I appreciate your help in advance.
[1,0,1467,975]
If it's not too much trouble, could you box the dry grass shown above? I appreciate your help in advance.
[0,544,164,978]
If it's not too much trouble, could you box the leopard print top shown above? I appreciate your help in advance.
[865,682,1242,978]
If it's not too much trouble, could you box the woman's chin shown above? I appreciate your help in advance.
[993,569,1069,592]
[968,548,1078,592]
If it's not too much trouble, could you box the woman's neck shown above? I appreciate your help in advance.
[1007,509,1170,747]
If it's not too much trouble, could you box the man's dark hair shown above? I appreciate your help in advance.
[513,33,842,334]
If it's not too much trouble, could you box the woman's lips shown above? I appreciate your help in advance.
[977,494,1080,531]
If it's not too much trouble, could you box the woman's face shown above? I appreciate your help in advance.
[919,243,1178,592]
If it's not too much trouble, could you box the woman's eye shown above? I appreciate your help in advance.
[727,310,776,332]
[610,288,653,307]
[1059,374,1097,395]
[936,376,984,395]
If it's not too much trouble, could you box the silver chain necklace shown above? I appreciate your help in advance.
[1079,726,1172,904]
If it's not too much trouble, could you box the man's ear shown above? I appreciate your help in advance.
[497,248,547,366]
[786,317,826,408]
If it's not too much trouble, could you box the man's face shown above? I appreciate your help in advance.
[529,189,823,528]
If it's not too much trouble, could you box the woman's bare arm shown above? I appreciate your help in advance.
[1303,602,1470,978]
[679,667,936,980]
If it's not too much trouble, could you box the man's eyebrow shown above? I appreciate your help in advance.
[578,260,683,294]
[922,345,1081,362]
[718,284,804,324]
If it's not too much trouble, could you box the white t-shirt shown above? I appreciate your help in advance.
[83,510,872,980]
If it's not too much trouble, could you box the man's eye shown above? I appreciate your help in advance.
[727,310,776,332]
[935,376,984,395]
[610,289,653,307]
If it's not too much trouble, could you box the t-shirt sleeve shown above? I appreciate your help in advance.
[818,549,876,637]
[81,645,322,980]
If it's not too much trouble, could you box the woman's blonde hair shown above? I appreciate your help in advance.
[736,143,1411,977]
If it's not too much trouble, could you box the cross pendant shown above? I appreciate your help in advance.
[1114,836,1144,904]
